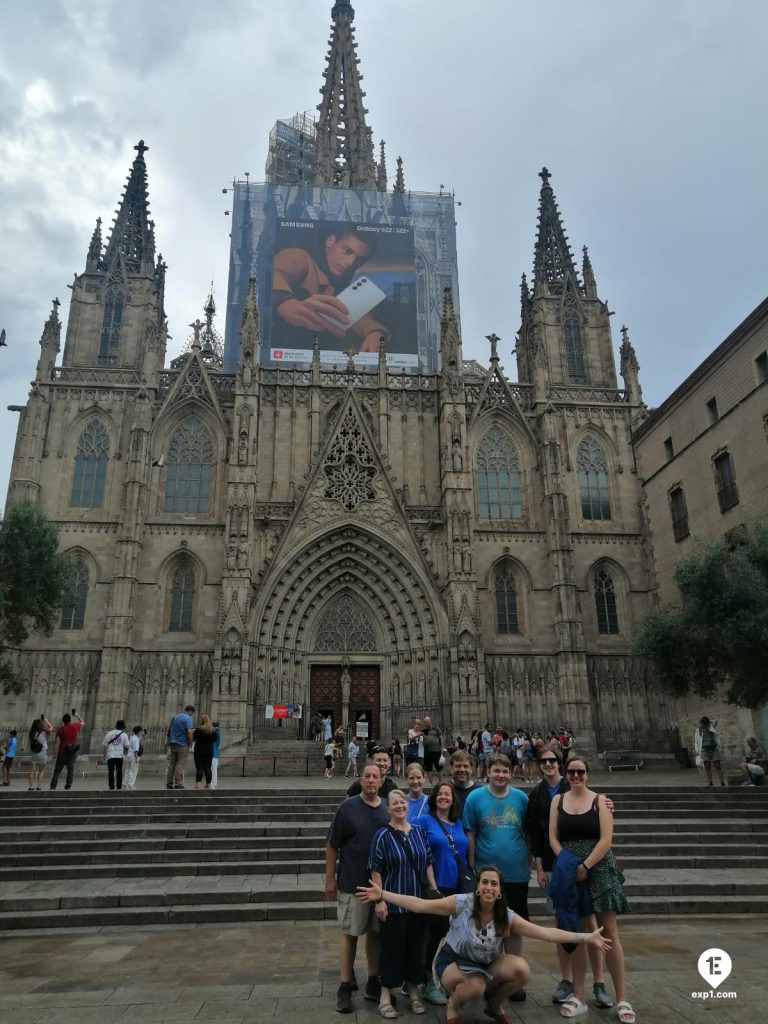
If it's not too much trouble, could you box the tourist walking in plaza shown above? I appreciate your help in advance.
[102,720,129,790]
[548,754,632,1021]
[356,866,611,1024]
[322,714,333,742]
[389,737,402,776]
[694,716,725,786]
[415,782,471,1005]
[368,788,438,1018]
[49,709,84,791]
[345,737,359,778]
[1,729,17,785]
[211,721,222,788]
[192,714,217,789]
[166,704,195,789]
[123,725,143,790]
[422,716,443,785]
[324,738,336,778]
[527,747,612,1009]
[326,763,391,1014]
[27,714,53,791]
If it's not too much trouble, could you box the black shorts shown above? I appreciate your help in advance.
[324,755,333,768]
[3,757,13,768]
[424,751,442,772]
[503,882,529,920]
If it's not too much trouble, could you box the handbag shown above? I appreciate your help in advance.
[390,826,441,900]
[434,817,475,893]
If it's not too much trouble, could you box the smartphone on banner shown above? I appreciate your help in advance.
[320,276,386,332]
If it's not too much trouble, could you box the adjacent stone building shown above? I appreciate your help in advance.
[3,0,681,754]
[633,297,768,754]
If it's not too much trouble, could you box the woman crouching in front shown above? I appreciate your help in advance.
[368,789,439,1018]
[358,865,611,1024]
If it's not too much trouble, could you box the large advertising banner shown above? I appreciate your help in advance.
[223,183,459,374]
[271,219,416,367]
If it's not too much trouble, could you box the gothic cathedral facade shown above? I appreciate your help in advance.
[3,1,677,754]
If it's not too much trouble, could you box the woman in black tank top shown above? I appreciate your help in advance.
[549,755,634,1023]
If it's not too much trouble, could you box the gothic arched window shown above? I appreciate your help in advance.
[98,287,125,365]
[594,569,619,634]
[71,420,109,508]
[494,563,520,634]
[168,564,195,632]
[577,435,611,521]
[476,427,522,519]
[563,301,587,383]
[60,561,89,630]
[164,417,214,514]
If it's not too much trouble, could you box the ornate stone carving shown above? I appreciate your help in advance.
[315,594,377,652]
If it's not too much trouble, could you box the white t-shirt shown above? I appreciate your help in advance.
[127,734,141,761]
[104,729,128,759]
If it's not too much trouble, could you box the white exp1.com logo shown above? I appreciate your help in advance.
[691,948,737,1000]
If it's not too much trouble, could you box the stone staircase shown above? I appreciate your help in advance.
[0,786,765,930]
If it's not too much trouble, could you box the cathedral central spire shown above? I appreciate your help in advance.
[314,0,377,190]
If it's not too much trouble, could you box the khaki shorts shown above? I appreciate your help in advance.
[336,891,379,937]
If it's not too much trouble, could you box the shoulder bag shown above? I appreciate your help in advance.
[433,817,475,893]
[389,826,441,900]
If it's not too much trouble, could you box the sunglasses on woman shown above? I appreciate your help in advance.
[539,757,559,765]
[566,768,586,777]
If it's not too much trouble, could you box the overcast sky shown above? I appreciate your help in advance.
[1,0,767,505]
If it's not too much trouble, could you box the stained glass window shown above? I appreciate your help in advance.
[60,561,89,630]
[595,569,619,634]
[477,427,522,519]
[577,435,611,521]
[494,564,520,634]
[71,420,109,508]
[164,417,213,514]
[169,565,195,632]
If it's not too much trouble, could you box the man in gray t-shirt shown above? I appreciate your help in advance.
[326,764,390,1012]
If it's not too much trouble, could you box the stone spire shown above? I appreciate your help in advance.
[36,297,61,380]
[314,1,376,189]
[102,140,155,274]
[376,139,388,192]
[581,245,597,298]
[532,167,578,294]
[86,216,103,271]
[620,324,643,406]
[240,276,260,352]
[394,155,405,194]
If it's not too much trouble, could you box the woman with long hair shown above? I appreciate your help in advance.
[192,714,216,790]
[527,746,612,1008]
[358,865,610,1024]
[549,754,632,1022]
[27,715,53,791]
[415,782,470,1005]
[368,789,439,1019]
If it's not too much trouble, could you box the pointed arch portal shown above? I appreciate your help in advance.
[249,525,447,738]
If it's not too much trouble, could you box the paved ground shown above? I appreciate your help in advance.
[0,916,763,1023]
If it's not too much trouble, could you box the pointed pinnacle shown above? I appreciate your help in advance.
[486,333,500,363]
[441,287,456,322]
[102,140,153,274]
[394,155,405,194]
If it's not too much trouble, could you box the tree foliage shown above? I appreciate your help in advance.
[633,517,768,707]
[0,501,75,694]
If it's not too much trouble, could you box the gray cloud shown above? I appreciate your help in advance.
[1,0,767,503]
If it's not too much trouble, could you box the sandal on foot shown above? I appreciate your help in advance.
[378,1003,399,1019]
[409,999,426,1015]
[593,983,613,1008]
[446,1000,459,1024]
[617,1001,636,1024]
[561,997,589,1018]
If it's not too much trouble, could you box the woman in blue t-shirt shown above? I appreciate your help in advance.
[405,762,428,822]
[415,782,470,1004]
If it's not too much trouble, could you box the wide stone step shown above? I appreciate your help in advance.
[0,858,325,882]
[2,892,765,930]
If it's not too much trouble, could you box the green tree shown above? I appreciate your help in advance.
[633,517,768,707]
[0,501,75,694]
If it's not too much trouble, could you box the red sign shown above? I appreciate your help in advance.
[272,704,288,719]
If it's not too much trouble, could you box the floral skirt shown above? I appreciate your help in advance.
[564,839,629,915]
